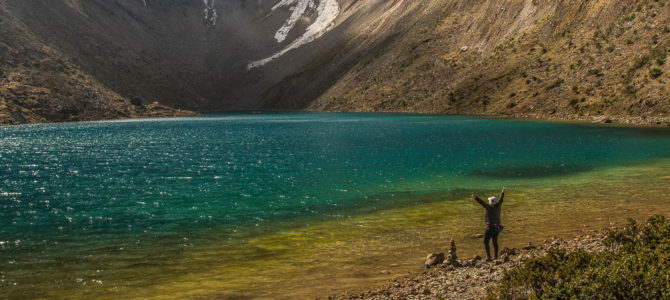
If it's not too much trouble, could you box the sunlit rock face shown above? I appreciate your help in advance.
[2,0,352,110]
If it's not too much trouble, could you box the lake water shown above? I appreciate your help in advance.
[1,113,670,299]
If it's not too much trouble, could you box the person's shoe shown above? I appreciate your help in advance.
[486,257,492,262]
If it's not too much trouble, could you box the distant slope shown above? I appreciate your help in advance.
[0,0,364,112]
[0,0,409,116]
[311,0,670,123]
[0,2,195,125]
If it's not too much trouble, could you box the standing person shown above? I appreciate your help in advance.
[472,187,505,261]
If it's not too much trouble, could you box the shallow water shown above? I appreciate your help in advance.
[1,113,670,299]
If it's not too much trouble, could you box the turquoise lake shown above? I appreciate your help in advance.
[2,113,670,299]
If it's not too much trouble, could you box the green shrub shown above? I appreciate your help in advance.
[585,86,595,95]
[650,68,663,78]
[631,55,651,72]
[623,13,636,22]
[588,68,604,77]
[545,78,564,91]
[486,216,670,300]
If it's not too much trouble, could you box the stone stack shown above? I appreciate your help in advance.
[446,239,459,266]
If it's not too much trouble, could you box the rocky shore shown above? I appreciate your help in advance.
[0,101,198,126]
[327,230,609,300]
[502,113,670,127]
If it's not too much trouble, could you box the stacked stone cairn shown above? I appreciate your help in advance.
[445,239,459,266]
[425,239,460,268]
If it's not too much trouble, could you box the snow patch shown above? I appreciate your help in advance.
[272,0,312,43]
[202,0,218,26]
[248,0,340,70]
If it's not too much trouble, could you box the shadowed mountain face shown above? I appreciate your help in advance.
[2,0,370,111]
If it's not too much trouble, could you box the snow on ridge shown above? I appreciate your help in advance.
[248,0,340,70]
[272,0,314,43]
[203,0,218,26]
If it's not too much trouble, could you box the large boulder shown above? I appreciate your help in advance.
[424,253,445,267]
[130,96,143,106]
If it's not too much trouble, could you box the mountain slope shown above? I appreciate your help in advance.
[310,0,670,123]
[0,2,195,125]
[2,0,362,111]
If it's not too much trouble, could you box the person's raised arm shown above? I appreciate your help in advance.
[498,187,506,205]
[472,192,488,208]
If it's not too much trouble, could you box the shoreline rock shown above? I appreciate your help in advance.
[500,112,670,127]
[0,102,198,126]
[2,109,668,127]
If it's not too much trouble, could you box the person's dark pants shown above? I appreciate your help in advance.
[484,225,500,259]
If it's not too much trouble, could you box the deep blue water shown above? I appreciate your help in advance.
[3,113,670,240]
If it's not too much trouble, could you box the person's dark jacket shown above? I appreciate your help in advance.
[475,191,504,225]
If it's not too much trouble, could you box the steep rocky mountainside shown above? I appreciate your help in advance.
[0,1,196,125]
[311,0,670,122]
[1,0,408,124]
[1,0,669,125]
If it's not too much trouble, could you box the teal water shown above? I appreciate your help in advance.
[2,113,670,298]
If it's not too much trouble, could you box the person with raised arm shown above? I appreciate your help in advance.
[472,187,505,261]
